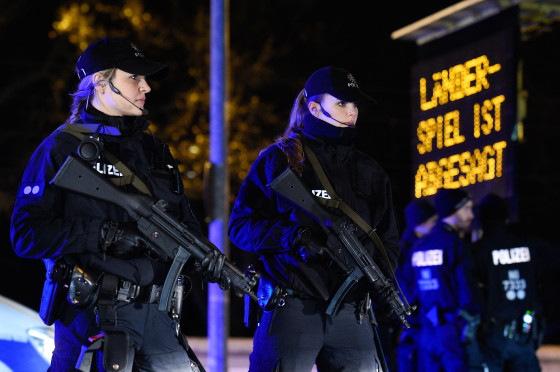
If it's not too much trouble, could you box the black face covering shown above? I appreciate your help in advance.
[302,113,357,145]
[81,105,148,136]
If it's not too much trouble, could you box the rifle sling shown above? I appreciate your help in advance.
[303,144,394,277]
[59,123,152,196]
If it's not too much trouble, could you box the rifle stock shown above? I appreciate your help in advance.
[51,155,258,312]
[269,167,413,328]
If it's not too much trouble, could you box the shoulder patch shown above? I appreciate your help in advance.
[17,182,45,198]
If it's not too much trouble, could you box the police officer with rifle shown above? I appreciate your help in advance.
[228,66,411,372]
[10,37,256,372]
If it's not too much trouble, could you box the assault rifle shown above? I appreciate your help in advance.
[269,167,414,328]
[51,154,258,312]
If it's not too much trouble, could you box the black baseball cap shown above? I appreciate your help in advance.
[405,199,436,228]
[303,66,375,103]
[76,37,168,80]
[434,188,472,219]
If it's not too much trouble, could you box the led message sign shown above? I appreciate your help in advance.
[411,18,518,201]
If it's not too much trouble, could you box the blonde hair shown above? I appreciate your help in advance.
[65,68,117,124]
[267,90,325,174]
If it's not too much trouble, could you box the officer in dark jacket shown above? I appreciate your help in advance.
[10,37,226,371]
[410,188,477,372]
[472,193,553,371]
[228,66,400,371]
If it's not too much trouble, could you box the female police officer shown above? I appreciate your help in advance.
[228,66,401,371]
[10,37,223,371]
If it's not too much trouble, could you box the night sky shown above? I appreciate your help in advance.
[1,0,559,339]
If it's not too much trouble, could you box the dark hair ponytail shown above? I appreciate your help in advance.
[265,90,324,174]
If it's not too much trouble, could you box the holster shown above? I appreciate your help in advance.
[67,265,102,309]
[257,272,286,311]
[39,258,73,325]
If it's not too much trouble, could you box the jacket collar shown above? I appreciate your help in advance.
[302,113,357,146]
[80,105,149,136]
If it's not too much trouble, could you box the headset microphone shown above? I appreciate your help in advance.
[319,105,354,127]
[108,81,149,115]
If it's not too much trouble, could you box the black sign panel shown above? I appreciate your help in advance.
[411,9,518,202]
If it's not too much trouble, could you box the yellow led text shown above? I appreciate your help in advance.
[474,95,505,138]
[420,55,501,111]
[417,110,465,155]
[414,141,507,197]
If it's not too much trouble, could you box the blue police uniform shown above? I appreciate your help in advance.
[394,198,436,372]
[410,220,475,372]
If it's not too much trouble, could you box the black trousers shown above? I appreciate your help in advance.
[49,302,194,371]
[249,297,381,372]
[480,326,540,372]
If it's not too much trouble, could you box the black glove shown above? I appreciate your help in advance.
[199,250,231,290]
[293,227,328,263]
[99,220,150,258]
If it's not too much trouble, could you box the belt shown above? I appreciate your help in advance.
[284,289,321,302]
[489,314,536,340]
[116,280,163,304]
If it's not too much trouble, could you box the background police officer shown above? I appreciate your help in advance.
[409,188,479,372]
[395,199,437,372]
[472,193,557,371]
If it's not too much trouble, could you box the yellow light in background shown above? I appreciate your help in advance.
[516,62,527,143]
[189,145,200,154]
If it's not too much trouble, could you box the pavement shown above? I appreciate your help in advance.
[188,337,560,372]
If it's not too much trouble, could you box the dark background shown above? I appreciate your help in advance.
[1,0,559,340]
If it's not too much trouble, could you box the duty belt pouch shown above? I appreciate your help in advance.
[257,272,286,311]
[102,331,129,371]
[39,258,72,325]
[97,274,129,371]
